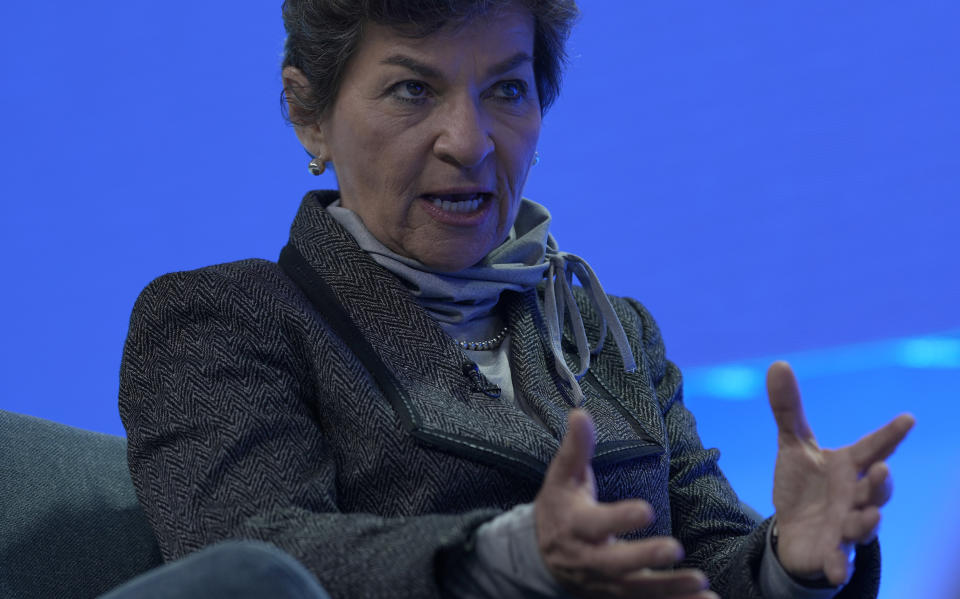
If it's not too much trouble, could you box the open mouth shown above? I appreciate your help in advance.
[421,193,492,213]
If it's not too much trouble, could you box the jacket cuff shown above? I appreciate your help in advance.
[760,517,843,599]
[440,503,568,598]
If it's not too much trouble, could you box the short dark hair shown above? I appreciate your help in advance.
[281,0,580,124]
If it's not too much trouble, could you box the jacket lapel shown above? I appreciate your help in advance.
[509,286,665,465]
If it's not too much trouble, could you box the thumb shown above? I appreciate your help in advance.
[546,409,596,488]
[767,361,815,442]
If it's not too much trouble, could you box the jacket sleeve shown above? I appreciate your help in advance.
[625,298,881,599]
[118,266,499,599]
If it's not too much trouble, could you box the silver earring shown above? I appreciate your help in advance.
[308,157,326,176]
[532,151,540,167]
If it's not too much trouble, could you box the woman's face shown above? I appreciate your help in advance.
[291,7,541,272]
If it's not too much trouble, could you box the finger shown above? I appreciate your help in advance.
[766,361,815,442]
[620,567,709,596]
[571,499,655,542]
[569,569,712,599]
[843,506,881,545]
[668,592,719,599]
[572,536,685,578]
[824,547,852,586]
[850,413,915,469]
[546,409,596,488]
[854,462,892,507]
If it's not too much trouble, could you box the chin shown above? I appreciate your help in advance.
[421,256,479,273]
[414,237,494,272]
[420,247,487,272]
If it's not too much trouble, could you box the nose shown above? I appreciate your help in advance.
[432,95,495,170]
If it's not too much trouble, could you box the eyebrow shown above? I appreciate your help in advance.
[379,51,534,80]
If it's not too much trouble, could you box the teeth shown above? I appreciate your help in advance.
[428,194,486,213]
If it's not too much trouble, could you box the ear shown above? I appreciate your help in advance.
[282,66,330,160]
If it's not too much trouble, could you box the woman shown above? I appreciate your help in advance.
[118,1,913,598]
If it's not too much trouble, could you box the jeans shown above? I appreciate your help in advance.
[98,540,330,599]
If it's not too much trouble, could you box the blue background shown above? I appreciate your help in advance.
[2,1,958,596]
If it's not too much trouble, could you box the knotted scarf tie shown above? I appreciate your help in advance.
[543,248,636,405]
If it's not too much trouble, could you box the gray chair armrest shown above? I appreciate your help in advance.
[0,410,162,599]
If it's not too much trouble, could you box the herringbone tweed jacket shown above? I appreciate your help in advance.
[119,190,880,599]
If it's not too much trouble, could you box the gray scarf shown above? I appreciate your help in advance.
[327,198,636,406]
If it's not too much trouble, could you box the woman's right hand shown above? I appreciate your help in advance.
[534,409,718,599]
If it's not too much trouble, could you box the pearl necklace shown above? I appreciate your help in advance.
[457,326,509,352]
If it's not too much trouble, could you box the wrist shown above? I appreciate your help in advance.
[771,521,836,588]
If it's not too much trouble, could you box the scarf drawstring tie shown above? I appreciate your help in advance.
[544,250,637,406]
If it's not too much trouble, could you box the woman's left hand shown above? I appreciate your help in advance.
[766,361,914,586]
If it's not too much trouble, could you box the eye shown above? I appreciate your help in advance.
[492,80,528,103]
[391,80,431,104]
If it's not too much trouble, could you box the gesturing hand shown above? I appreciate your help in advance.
[534,410,718,599]
[767,361,915,586]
